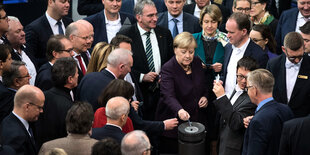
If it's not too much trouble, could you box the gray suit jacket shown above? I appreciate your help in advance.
[214,92,256,155]
[38,134,98,155]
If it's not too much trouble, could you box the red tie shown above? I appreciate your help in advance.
[76,55,86,75]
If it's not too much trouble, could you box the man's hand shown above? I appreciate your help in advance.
[243,115,253,128]
[163,118,178,130]
[211,63,222,72]
[178,109,190,121]
[130,101,140,112]
[142,72,158,82]
[213,81,225,98]
[198,96,208,108]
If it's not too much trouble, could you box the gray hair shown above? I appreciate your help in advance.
[8,16,20,22]
[3,61,26,88]
[121,130,150,155]
[134,0,156,15]
[105,96,130,120]
[247,69,274,94]
[65,23,79,38]
[107,48,132,68]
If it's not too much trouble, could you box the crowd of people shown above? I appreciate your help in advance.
[0,0,310,155]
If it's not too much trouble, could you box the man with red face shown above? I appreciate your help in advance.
[25,0,73,68]
[118,0,174,121]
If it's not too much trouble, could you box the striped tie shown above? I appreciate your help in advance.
[145,31,155,72]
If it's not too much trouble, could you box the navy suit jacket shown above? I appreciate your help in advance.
[25,15,73,67]
[35,63,53,91]
[0,82,14,125]
[222,40,269,84]
[266,54,310,118]
[91,124,125,144]
[242,100,294,155]
[157,11,201,34]
[77,0,103,16]
[84,10,136,47]
[275,8,299,53]
[1,113,37,155]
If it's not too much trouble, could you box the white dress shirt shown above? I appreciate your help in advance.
[45,12,65,35]
[14,48,37,86]
[230,84,244,105]
[124,73,138,101]
[104,10,122,43]
[295,12,310,33]
[168,12,183,35]
[225,38,250,98]
[285,58,302,102]
[73,51,88,72]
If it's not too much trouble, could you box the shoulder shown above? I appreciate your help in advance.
[281,7,299,16]
[155,26,171,35]
[183,12,199,21]
[157,12,167,20]
[26,15,46,28]
[118,24,137,35]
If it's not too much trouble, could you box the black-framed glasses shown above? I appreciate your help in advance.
[251,38,264,43]
[59,48,74,53]
[285,49,303,62]
[74,35,94,41]
[0,14,8,20]
[236,74,247,80]
[29,102,44,111]
[144,145,153,153]
[236,7,251,12]
[17,74,30,79]
[251,1,261,6]
[244,86,254,92]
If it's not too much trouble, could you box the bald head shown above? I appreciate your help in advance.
[14,85,44,108]
[121,130,151,155]
[106,96,130,120]
[66,22,92,53]
[75,20,94,49]
[107,48,133,79]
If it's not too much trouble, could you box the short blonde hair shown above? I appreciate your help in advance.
[173,32,197,49]
[87,42,115,73]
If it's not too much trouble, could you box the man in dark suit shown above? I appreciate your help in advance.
[275,0,309,53]
[268,0,292,19]
[0,85,45,155]
[300,21,310,55]
[92,97,130,144]
[84,0,136,47]
[223,12,268,99]
[0,5,9,44]
[25,0,73,68]
[118,0,174,121]
[242,69,294,155]
[213,57,258,155]
[267,32,310,118]
[35,57,77,149]
[35,35,74,91]
[157,0,201,37]
[278,114,310,155]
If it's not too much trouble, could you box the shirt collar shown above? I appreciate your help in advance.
[298,11,309,20]
[256,97,274,113]
[104,9,120,24]
[45,12,62,26]
[12,111,29,131]
[232,38,251,51]
[168,11,183,22]
[137,23,155,36]
[105,68,117,79]
[106,123,122,130]
[285,57,303,68]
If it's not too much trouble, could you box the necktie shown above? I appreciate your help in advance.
[28,126,36,144]
[145,32,155,72]
[56,21,64,35]
[172,18,179,38]
[76,55,87,75]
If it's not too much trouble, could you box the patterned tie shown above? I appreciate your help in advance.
[56,21,64,35]
[172,18,179,38]
[145,32,155,72]
[76,55,87,75]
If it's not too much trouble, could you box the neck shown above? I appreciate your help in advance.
[234,36,249,48]
[105,10,119,21]
[106,66,120,79]
[64,85,73,90]
[47,9,61,21]
[256,93,273,105]
[50,59,56,65]
[254,12,266,23]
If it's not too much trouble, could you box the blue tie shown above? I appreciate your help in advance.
[56,21,64,34]
[172,18,179,38]
[145,32,155,72]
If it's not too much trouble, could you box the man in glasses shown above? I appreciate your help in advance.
[35,35,74,91]
[1,85,45,155]
[267,32,310,118]
[0,5,9,44]
[213,57,258,155]
[232,0,251,16]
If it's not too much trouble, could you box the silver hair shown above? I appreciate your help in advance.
[65,23,79,38]
[134,0,156,15]
[247,69,274,94]
[121,130,150,155]
[107,48,132,68]
[8,16,21,31]
[105,96,130,120]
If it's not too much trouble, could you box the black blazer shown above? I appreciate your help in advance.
[214,92,256,155]
[269,0,292,19]
[1,113,37,155]
[77,0,103,16]
[157,11,201,34]
[278,114,310,155]
[0,82,14,125]
[35,87,73,149]
[242,100,294,155]
[25,15,73,67]
[266,54,310,118]
[35,63,53,91]
[91,124,125,144]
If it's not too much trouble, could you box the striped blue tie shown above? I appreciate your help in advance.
[145,31,155,72]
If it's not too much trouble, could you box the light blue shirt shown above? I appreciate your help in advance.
[168,12,183,35]
[255,97,274,113]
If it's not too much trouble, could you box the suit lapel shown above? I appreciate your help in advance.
[42,15,54,36]
[183,13,190,32]
[133,25,149,71]
[232,92,247,109]
[279,55,288,104]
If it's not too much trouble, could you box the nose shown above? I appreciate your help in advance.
[21,30,25,36]
[70,51,74,57]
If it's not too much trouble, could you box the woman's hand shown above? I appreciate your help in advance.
[213,81,225,98]
[198,96,208,108]
[178,109,190,121]
[211,63,222,72]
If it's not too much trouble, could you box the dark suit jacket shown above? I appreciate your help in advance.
[157,11,201,34]
[275,8,298,53]
[84,10,136,47]
[91,124,125,143]
[25,15,73,67]
[242,100,294,155]
[1,113,37,155]
[35,63,53,91]
[278,114,310,155]
[120,0,167,15]
[269,0,292,19]
[0,145,16,155]
[77,0,103,16]
[222,40,269,84]
[35,87,73,149]
[266,54,310,118]
[183,2,230,32]
[0,82,14,125]
[214,92,256,155]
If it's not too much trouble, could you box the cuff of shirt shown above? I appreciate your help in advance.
[139,73,145,83]
[216,94,226,100]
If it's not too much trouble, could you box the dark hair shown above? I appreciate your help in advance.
[233,0,251,8]
[237,57,259,71]
[52,57,77,87]
[229,12,251,34]
[300,21,310,35]
[0,44,11,62]
[46,35,67,61]
[284,32,304,51]
[252,24,277,54]
[91,138,121,155]
[110,35,132,47]
[98,79,134,107]
[256,0,269,10]
[0,5,5,12]
[66,101,94,134]
[200,4,222,26]
[3,61,26,87]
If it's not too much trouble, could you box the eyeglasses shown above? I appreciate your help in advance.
[58,48,74,53]
[236,74,247,80]
[144,145,153,152]
[244,85,254,92]
[251,38,264,43]
[29,102,44,111]
[17,74,30,79]
[285,49,303,62]
[74,35,94,41]
[235,7,251,12]
[299,1,310,5]
[251,1,261,6]
[0,14,8,21]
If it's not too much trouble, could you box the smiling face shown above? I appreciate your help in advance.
[6,20,26,47]
[103,0,122,15]
[298,0,310,18]
[165,0,185,17]
[136,4,158,32]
